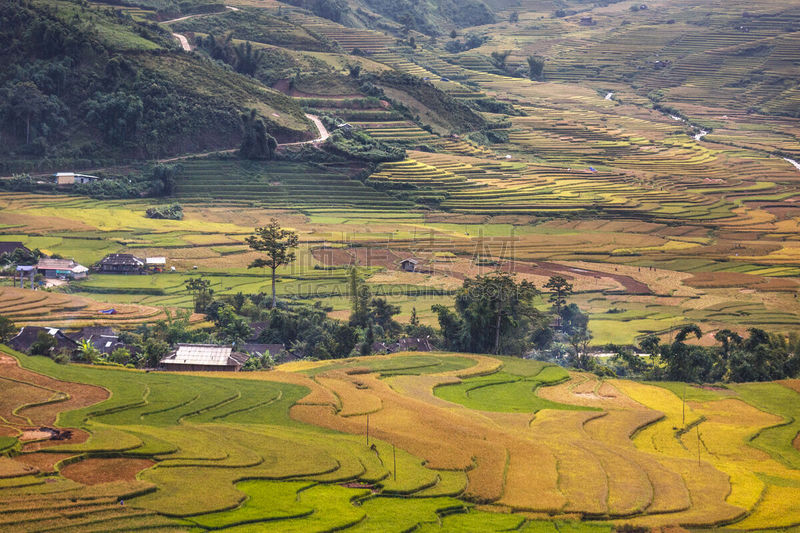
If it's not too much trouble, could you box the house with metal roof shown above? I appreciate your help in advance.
[53,172,100,185]
[158,344,249,371]
[35,258,89,279]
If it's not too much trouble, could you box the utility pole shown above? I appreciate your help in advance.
[682,381,687,427]
[366,413,369,446]
[393,443,397,481]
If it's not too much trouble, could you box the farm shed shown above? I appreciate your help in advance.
[400,258,419,272]
[35,258,88,280]
[8,326,78,355]
[53,172,100,185]
[95,254,145,274]
[159,344,249,372]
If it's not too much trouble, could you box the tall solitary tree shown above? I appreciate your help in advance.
[185,276,213,312]
[246,218,299,308]
[544,275,573,320]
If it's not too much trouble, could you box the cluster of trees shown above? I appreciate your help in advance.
[432,272,589,359]
[0,247,43,268]
[611,326,800,383]
[240,109,278,160]
[146,203,183,220]
[194,33,269,77]
[445,32,488,53]
[72,164,180,199]
[487,50,545,80]
[325,128,406,162]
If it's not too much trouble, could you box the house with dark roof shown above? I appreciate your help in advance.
[158,344,249,371]
[68,326,126,355]
[95,254,145,274]
[400,258,420,272]
[0,242,30,257]
[371,336,434,354]
[240,343,285,359]
[7,326,78,355]
[35,258,89,279]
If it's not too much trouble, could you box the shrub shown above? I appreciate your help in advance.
[146,203,184,220]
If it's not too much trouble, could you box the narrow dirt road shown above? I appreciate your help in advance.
[156,114,328,162]
[283,114,330,146]
[172,33,191,51]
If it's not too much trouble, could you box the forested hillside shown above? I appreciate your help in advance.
[0,0,310,171]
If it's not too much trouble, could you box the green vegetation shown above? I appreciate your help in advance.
[433,360,590,413]
[0,0,307,170]
[145,203,183,220]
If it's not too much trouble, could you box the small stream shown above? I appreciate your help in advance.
[605,92,614,100]
[785,158,800,172]
[694,130,708,141]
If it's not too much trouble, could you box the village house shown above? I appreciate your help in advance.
[68,326,126,356]
[35,258,89,280]
[400,258,420,272]
[53,172,100,185]
[371,336,434,354]
[0,241,31,257]
[240,343,286,359]
[158,344,249,372]
[95,253,145,274]
[8,326,78,354]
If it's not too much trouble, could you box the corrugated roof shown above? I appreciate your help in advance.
[37,258,80,270]
[146,257,166,265]
[162,344,237,366]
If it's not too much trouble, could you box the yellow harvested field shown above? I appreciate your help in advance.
[316,371,382,417]
[275,357,800,525]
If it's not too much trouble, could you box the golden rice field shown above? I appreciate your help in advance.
[1,349,799,531]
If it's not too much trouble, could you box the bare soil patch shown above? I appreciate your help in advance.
[685,272,798,291]
[60,458,155,485]
[0,353,109,426]
[312,246,649,294]
[13,452,75,474]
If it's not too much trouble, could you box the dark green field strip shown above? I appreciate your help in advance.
[730,382,800,470]
[302,354,477,378]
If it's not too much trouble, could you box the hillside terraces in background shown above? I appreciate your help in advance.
[172,159,414,208]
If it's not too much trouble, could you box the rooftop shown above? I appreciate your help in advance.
[36,258,84,271]
[161,344,249,367]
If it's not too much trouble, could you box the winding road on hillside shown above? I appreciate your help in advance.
[164,6,239,51]
[156,113,329,162]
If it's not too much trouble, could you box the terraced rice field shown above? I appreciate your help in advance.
[3,347,799,530]
[0,286,204,329]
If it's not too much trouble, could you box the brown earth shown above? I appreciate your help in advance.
[60,458,155,485]
[311,246,651,294]
[13,452,75,474]
[685,272,798,291]
[0,353,109,427]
